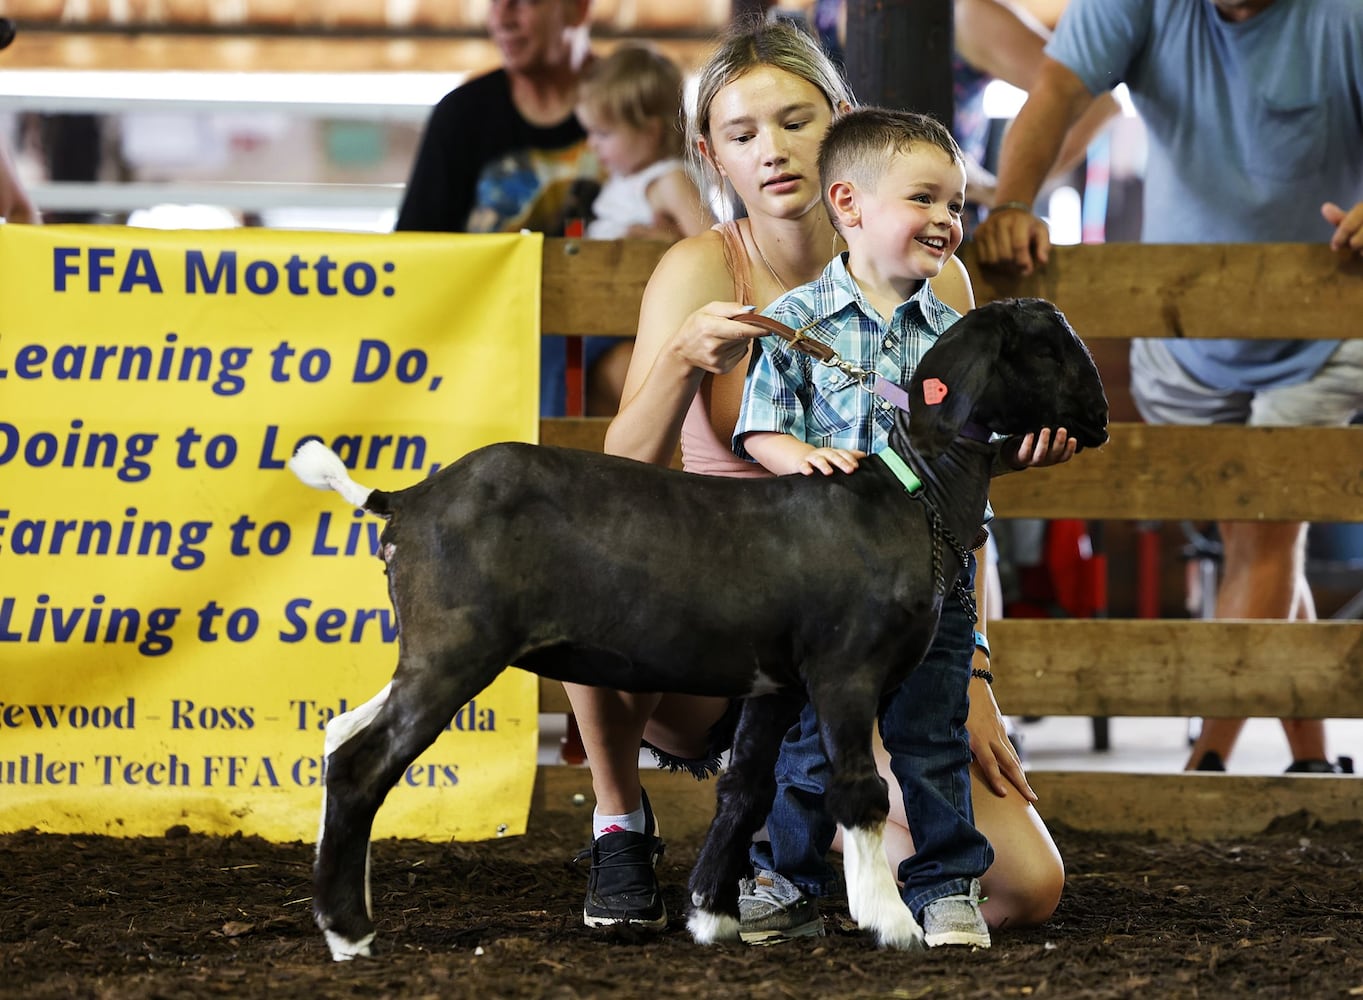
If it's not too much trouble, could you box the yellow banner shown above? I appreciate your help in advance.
[0,225,542,841]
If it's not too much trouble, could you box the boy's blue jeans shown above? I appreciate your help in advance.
[749,563,993,922]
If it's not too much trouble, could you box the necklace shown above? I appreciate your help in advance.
[753,234,790,292]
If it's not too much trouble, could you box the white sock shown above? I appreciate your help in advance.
[594,805,647,838]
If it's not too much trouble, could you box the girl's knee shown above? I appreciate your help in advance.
[982,857,1064,930]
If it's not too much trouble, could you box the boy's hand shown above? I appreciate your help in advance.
[1002,427,1077,470]
[799,447,865,476]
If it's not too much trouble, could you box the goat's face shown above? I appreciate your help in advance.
[904,298,1109,458]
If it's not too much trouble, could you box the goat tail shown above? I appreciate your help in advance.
[289,440,376,510]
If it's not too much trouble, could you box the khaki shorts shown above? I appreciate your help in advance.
[1129,337,1363,428]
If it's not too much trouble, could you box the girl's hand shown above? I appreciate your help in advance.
[966,671,1037,801]
[799,447,865,476]
[1003,427,1077,469]
[669,303,772,375]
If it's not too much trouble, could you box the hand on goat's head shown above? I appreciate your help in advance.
[904,298,1109,459]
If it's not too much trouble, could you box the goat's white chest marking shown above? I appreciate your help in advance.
[745,669,783,698]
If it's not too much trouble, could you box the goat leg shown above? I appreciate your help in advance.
[815,682,925,951]
[313,683,390,960]
[687,692,803,944]
[314,635,505,960]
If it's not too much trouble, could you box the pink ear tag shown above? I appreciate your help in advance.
[922,378,949,405]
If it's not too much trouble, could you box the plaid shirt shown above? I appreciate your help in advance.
[733,253,961,461]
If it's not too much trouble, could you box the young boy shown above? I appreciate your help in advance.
[731,107,992,948]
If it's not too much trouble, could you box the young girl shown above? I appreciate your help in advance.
[576,45,714,240]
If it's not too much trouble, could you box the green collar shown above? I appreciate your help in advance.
[878,447,923,495]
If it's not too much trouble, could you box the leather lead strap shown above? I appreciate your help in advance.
[741,313,838,363]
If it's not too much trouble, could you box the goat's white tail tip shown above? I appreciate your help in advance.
[288,440,373,509]
[289,440,346,490]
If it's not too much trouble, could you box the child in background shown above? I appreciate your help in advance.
[576,44,715,411]
[734,107,1018,949]
[576,45,714,241]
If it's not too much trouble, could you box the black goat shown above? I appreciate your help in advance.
[289,297,1108,960]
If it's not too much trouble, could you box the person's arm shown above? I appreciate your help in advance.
[644,168,715,240]
[1322,201,1363,255]
[603,233,768,465]
[965,555,1038,801]
[732,332,864,475]
[395,92,480,232]
[742,432,863,476]
[971,55,1094,274]
[0,141,39,224]
[955,0,1053,90]
[955,0,1121,198]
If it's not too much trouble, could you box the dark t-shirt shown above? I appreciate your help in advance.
[395,68,601,236]
[394,68,607,415]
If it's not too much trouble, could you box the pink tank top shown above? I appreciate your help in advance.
[678,222,774,480]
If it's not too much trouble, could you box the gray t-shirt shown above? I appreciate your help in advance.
[1048,0,1363,391]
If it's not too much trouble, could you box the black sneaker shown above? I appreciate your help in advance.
[1285,756,1355,775]
[1193,750,1227,771]
[578,792,667,930]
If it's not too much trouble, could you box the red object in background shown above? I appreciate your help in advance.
[1006,519,1108,620]
[560,713,587,765]
[564,218,586,418]
[565,338,584,417]
[1006,519,1112,750]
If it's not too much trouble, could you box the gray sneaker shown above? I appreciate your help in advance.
[922,878,991,948]
[737,870,824,945]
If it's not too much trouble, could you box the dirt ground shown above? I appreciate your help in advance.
[3,810,1361,1000]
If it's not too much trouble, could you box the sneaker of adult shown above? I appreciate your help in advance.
[1285,756,1355,775]
[922,878,991,949]
[577,792,667,930]
[737,870,824,945]
[1193,750,1227,772]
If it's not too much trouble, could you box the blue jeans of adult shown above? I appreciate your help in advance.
[750,560,992,921]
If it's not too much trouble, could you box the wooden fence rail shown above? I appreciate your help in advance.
[531,239,1363,839]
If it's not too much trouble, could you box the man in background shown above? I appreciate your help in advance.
[396,0,607,416]
[973,0,1363,775]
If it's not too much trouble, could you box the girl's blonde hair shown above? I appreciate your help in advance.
[688,17,856,173]
[578,44,686,159]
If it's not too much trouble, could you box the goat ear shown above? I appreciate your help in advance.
[907,308,1007,457]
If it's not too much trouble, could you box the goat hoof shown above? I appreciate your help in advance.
[874,916,925,952]
[324,928,375,961]
[687,909,741,945]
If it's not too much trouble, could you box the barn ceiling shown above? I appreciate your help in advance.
[0,0,727,70]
